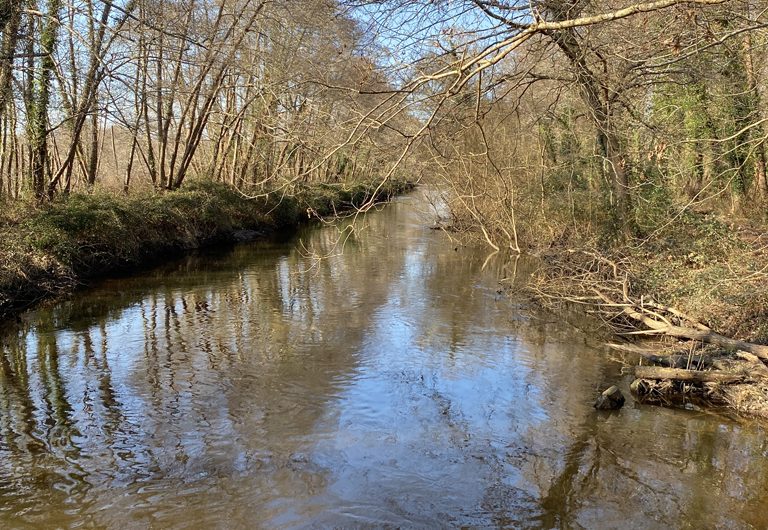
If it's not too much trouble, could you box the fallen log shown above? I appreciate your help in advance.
[650,326,768,361]
[551,254,768,360]
[634,366,747,384]
[641,300,711,331]
[598,292,768,361]
[735,351,768,375]
[530,250,768,417]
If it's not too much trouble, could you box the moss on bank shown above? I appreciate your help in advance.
[0,179,413,320]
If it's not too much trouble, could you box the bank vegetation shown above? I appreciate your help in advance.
[0,178,411,320]
[5,0,768,415]
[344,0,768,417]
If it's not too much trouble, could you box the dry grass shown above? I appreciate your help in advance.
[630,212,768,343]
[723,383,768,420]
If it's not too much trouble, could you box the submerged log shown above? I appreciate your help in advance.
[606,342,705,368]
[634,366,747,384]
[594,385,625,410]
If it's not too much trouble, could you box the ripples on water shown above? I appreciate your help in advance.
[0,189,766,529]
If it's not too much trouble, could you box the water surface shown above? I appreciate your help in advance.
[0,190,766,529]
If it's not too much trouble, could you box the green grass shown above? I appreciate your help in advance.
[0,178,413,319]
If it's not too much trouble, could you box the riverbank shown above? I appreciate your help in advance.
[525,209,768,419]
[0,179,413,321]
[4,184,762,529]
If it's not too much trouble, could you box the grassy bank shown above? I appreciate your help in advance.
[0,179,413,321]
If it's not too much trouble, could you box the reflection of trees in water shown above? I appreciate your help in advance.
[345,213,768,526]
[509,345,768,528]
[0,197,767,526]
[525,411,768,527]
[0,201,415,524]
[0,323,92,521]
[473,300,768,528]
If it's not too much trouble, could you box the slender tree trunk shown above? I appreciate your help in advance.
[86,112,99,187]
[742,31,768,200]
[598,120,630,222]
[0,0,22,117]
[550,24,631,231]
[28,0,63,200]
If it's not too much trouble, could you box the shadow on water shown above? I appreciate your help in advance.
[0,188,767,528]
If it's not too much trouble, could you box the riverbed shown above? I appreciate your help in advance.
[0,189,765,528]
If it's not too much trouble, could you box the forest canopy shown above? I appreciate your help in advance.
[1,0,766,246]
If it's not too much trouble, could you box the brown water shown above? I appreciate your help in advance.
[0,190,766,529]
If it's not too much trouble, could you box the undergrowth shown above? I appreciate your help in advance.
[444,181,768,344]
[0,178,412,319]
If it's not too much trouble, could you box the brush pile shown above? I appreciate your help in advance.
[532,249,768,418]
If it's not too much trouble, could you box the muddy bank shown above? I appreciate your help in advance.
[0,179,413,321]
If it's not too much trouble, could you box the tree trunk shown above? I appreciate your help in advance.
[0,0,22,116]
[742,31,768,200]
[549,22,632,232]
[598,121,631,227]
[634,366,749,384]
[28,0,63,200]
[86,112,99,187]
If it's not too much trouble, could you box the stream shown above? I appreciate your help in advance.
[0,189,766,529]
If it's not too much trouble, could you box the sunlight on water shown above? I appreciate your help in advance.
[0,189,766,528]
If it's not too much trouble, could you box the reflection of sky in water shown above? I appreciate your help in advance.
[306,237,550,526]
[0,190,767,529]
